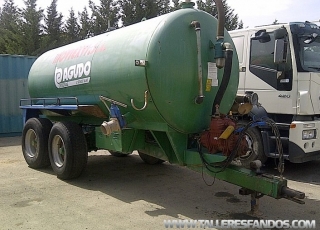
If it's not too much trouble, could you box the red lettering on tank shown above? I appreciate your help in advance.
[53,45,106,64]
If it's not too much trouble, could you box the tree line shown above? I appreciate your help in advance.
[0,0,243,56]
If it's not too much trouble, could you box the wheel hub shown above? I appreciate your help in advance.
[52,135,66,168]
[25,129,38,158]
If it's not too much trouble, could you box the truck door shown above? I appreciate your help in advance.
[246,29,293,114]
[232,34,247,94]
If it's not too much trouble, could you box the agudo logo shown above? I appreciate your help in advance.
[54,61,92,89]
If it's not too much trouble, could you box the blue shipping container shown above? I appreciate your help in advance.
[0,54,37,137]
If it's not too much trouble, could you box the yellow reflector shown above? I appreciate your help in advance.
[290,123,296,129]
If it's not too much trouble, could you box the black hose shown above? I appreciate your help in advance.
[212,49,233,115]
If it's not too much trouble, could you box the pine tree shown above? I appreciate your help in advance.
[119,0,171,27]
[79,7,92,39]
[196,0,242,31]
[89,0,119,35]
[238,20,243,29]
[118,0,137,26]
[21,0,43,55]
[0,0,24,54]
[42,0,63,51]
[171,0,181,11]
[144,0,170,17]
[156,0,171,15]
[64,8,80,44]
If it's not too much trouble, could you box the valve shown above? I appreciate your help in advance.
[101,118,121,136]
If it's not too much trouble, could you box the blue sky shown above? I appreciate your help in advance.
[1,0,319,28]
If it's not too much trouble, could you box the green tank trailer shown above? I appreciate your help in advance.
[20,0,305,212]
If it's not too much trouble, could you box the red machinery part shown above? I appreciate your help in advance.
[200,116,248,156]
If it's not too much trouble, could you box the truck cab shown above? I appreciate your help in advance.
[230,22,320,163]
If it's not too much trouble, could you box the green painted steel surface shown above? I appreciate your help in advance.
[185,150,287,199]
[28,8,239,134]
[146,10,238,133]
[95,128,144,153]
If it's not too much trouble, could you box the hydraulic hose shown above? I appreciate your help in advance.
[212,44,233,115]
[211,0,231,113]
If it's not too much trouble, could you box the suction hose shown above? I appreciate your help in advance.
[212,44,233,115]
[211,0,234,115]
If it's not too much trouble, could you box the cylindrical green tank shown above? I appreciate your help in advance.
[28,7,239,134]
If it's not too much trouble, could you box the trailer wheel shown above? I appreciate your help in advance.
[238,122,267,167]
[48,122,88,180]
[22,118,52,169]
[109,151,130,157]
[138,151,164,165]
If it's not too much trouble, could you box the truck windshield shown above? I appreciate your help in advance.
[291,22,320,72]
[302,37,320,71]
[300,36,320,72]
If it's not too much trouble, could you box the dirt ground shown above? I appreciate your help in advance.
[0,136,319,230]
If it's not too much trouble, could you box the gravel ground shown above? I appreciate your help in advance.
[0,136,319,230]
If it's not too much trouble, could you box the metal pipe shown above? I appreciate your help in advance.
[266,152,289,160]
[281,186,305,204]
[214,0,225,39]
[249,193,262,216]
[213,0,226,68]
[281,187,305,199]
[191,21,204,104]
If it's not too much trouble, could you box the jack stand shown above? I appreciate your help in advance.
[248,192,263,217]
[239,188,264,217]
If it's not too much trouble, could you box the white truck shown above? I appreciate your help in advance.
[230,21,320,164]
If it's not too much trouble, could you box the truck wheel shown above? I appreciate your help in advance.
[238,122,267,167]
[48,122,88,180]
[22,118,52,169]
[109,151,130,157]
[138,151,164,165]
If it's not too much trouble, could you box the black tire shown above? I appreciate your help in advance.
[238,121,268,167]
[109,151,130,157]
[138,151,164,165]
[22,118,52,169]
[48,121,88,180]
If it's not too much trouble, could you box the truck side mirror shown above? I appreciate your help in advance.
[251,30,271,43]
[274,39,287,64]
[274,27,287,39]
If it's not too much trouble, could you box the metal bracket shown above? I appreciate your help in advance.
[135,60,148,67]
